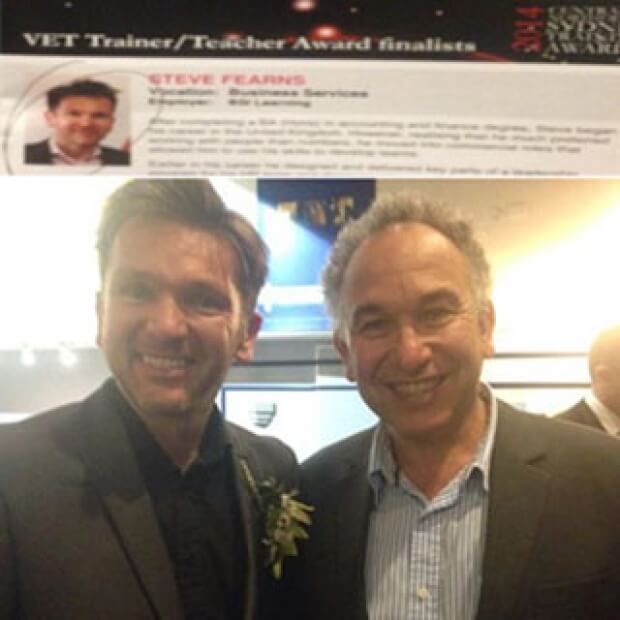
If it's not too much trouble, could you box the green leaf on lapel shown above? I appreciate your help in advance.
[239,460,314,580]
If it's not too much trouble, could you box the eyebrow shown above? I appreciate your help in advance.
[417,289,461,307]
[183,280,233,307]
[351,304,385,325]
[350,288,462,323]
[111,269,229,292]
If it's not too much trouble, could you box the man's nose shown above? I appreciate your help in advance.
[394,325,432,369]
[146,296,188,339]
[77,114,94,127]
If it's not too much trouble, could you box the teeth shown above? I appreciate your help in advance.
[141,355,187,370]
[389,377,440,396]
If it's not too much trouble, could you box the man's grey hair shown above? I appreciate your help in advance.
[322,192,492,333]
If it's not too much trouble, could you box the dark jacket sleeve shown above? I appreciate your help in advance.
[0,489,17,618]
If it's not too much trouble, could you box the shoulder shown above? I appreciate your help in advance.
[100,146,130,165]
[302,426,375,481]
[1,400,81,446]
[225,421,298,478]
[226,420,294,457]
[0,400,84,485]
[0,383,112,471]
[498,400,588,440]
[553,399,600,426]
[24,139,51,163]
[554,396,586,416]
[25,139,48,151]
[497,401,620,475]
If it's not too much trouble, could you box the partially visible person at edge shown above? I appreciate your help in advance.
[555,324,620,436]
[0,179,299,619]
[24,78,130,166]
[291,192,620,620]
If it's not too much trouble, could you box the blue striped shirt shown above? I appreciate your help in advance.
[365,388,497,620]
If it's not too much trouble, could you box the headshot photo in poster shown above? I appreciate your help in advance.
[24,78,130,168]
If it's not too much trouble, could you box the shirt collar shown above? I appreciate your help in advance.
[48,138,103,166]
[585,390,620,436]
[107,379,230,475]
[368,382,498,502]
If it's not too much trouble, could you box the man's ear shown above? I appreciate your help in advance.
[44,109,56,128]
[593,364,611,386]
[479,300,496,358]
[95,291,103,348]
[333,330,356,382]
[235,312,262,362]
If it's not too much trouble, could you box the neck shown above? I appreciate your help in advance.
[595,389,620,419]
[141,407,212,472]
[389,397,489,500]
[56,141,97,161]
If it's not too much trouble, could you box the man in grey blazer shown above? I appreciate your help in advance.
[294,193,620,620]
[0,179,297,619]
[555,324,620,435]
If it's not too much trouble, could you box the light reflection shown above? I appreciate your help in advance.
[0,179,618,356]
[493,204,620,352]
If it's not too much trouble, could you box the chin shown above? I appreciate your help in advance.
[138,395,193,418]
[388,408,453,437]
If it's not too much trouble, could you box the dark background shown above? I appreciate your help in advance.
[2,1,615,62]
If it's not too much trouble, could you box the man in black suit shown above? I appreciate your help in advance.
[294,193,620,620]
[25,79,130,166]
[556,324,620,435]
[0,179,298,619]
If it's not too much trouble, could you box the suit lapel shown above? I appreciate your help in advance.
[227,426,260,620]
[334,436,373,620]
[476,404,550,620]
[71,383,182,620]
[579,400,606,431]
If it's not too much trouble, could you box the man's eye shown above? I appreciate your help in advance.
[419,307,453,325]
[120,281,152,301]
[358,319,389,336]
[186,291,229,314]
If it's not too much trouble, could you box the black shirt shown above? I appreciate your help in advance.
[112,384,247,620]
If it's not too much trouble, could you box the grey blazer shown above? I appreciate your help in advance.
[555,398,606,433]
[0,380,297,619]
[24,139,130,165]
[294,400,620,620]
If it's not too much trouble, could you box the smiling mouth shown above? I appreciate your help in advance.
[140,354,192,371]
[387,375,444,398]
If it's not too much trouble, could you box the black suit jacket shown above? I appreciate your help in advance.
[555,398,606,432]
[294,401,620,620]
[24,139,130,165]
[0,380,296,619]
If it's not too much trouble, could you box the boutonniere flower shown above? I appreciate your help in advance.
[240,460,314,579]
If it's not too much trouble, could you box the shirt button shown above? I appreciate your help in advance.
[416,586,431,600]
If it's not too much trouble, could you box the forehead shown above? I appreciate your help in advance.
[342,223,472,303]
[107,215,240,282]
[54,96,114,113]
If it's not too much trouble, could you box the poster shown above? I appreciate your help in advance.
[1,55,618,177]
[2,1,619,64]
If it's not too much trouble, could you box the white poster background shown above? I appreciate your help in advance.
[1,55,618,176]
